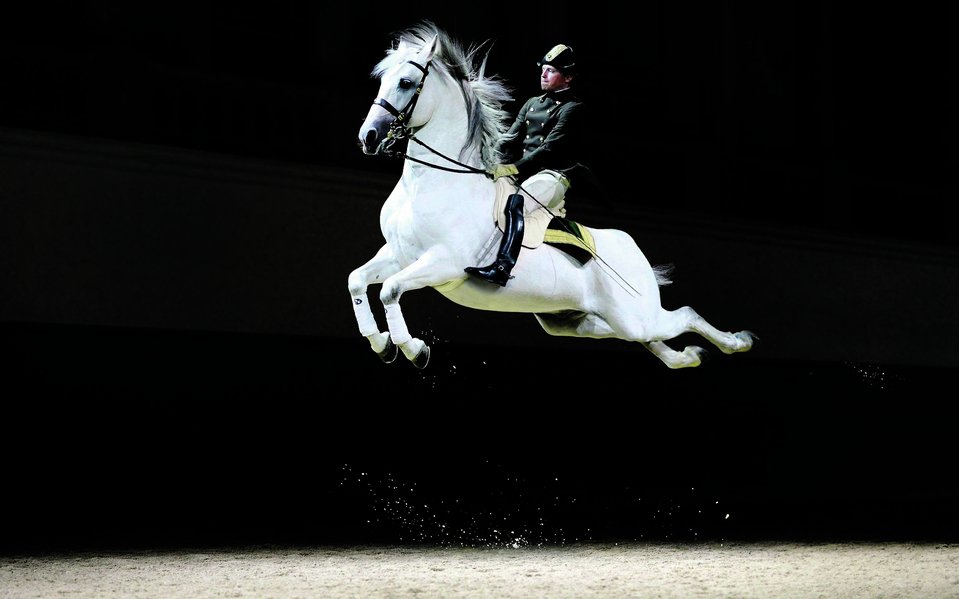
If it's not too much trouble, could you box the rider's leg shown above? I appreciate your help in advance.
[465,170,569,287]
[464,193,525,287]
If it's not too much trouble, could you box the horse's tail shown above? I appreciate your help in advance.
[652,263,674,287]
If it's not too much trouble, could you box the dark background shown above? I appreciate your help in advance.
[1,2,957,552]
[2,2,954,245]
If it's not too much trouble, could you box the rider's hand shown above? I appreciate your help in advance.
[489,163,519,181]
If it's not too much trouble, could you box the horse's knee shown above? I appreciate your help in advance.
[378,281,401,305]
[348,270,367,295]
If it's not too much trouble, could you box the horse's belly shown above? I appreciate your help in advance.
[439,283,580,314]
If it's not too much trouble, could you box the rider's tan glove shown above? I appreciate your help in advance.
[490,163,519,181]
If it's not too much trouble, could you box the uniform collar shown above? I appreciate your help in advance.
[538,87,575,103]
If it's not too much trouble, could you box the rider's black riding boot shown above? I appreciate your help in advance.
[465,193,525,287]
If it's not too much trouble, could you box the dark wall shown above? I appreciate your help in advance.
[1,3,955,247]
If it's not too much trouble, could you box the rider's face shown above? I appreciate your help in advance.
[540,65,571,92]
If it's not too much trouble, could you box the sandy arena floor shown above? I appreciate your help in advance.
[2,542,958,598]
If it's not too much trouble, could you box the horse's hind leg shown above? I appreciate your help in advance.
[653,306,754,355]
[535,312,706,369]
[644,341,704,369]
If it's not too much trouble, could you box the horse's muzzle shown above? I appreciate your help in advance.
[361,128,380,155]
[358,115,392,155]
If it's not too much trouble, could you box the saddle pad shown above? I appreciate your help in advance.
[543,217,596,265]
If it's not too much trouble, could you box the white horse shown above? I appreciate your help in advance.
[350,23,753,369]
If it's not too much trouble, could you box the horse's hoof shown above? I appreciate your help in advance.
[688,345,706,367]
[411,345,430,369]
[736,330,757,352]
[723,330,755,354]
[377,338,397,363]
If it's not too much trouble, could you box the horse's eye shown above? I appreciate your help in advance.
[398,78,414,90]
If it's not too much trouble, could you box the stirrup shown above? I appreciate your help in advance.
[464,262,513,286]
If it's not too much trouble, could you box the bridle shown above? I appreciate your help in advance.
[372,59,429,153]
[371,59,488,175]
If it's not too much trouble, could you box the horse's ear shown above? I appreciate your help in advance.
[418,35,438,62]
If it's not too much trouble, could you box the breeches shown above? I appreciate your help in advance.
[518,169,569,218]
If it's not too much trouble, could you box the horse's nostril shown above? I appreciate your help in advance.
[364,129,378,151]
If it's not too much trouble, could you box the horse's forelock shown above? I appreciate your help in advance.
[372,43,413,78]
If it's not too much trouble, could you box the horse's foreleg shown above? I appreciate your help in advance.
[379,253,461,369]
[381,298,430,369]
[348,245,402,363]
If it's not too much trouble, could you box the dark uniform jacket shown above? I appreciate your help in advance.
[500,88,599,198]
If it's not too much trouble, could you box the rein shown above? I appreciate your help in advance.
[402,136,489,175]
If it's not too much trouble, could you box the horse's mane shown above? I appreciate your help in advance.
[372,21,514,168]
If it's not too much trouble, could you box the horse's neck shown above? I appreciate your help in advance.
[384,84,495,253]
[396,141,491,232]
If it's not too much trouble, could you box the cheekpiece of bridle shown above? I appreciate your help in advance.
[372,59,431,156]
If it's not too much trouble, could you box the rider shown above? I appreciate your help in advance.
[465,43,591,287]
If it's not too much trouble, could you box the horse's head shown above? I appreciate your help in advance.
[357,23,514,169]
[359,35,439,155]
